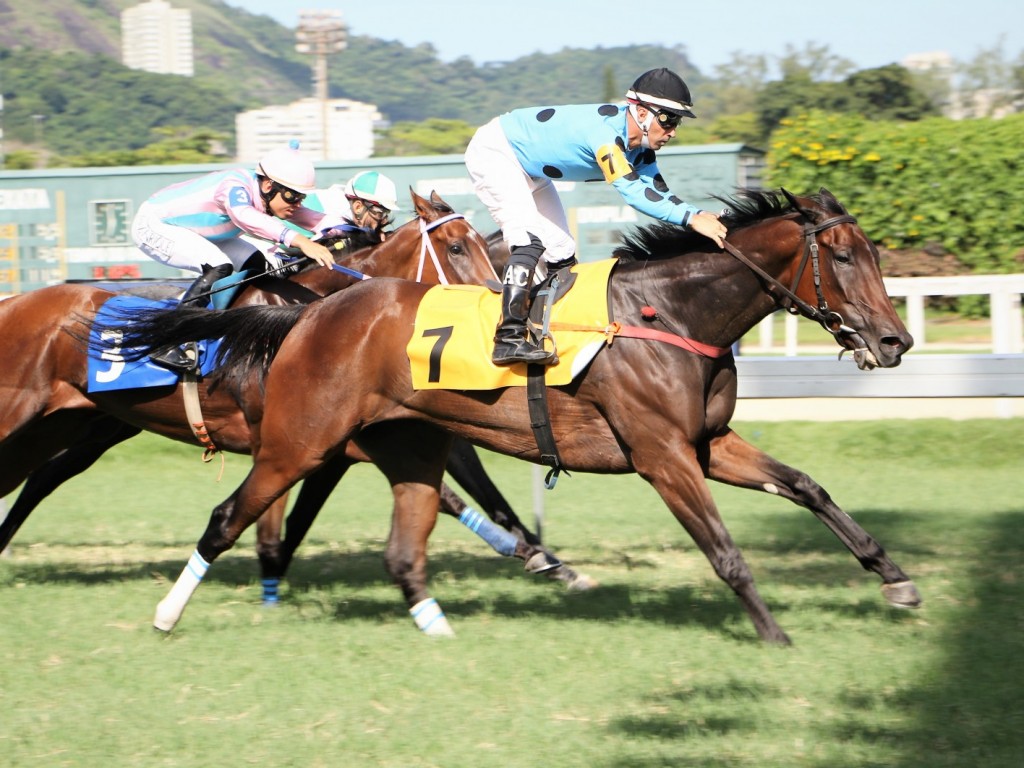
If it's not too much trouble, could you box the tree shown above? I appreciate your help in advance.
[957,38,1020,117]
[602,65,618,103]
[777,42,856,82]
[376,118,478,156]
[840,65,938,121]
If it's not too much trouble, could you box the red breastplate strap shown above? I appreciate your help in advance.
[610,322,732,358]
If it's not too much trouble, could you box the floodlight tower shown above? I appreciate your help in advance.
[295,10,347,160]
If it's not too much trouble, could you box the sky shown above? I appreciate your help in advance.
[228,0,1024,74]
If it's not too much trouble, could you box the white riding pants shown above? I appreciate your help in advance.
[132,201,258,274]
[465,117,576,265]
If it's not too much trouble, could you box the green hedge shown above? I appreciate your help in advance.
[766,110,1024,273]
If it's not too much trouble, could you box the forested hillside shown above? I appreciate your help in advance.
[0,0,699,158]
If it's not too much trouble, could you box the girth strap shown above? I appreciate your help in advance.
[182,369,222,467]
[526,364,565,489]
[526,272,567,488]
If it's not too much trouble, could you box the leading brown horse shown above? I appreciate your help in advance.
[101,187,921,644]
[0,191,583,590]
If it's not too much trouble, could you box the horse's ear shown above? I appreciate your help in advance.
[781,188,823,223]
[818,187,844,213]
[428,189,455,215]
[410,187,432,219]
[781,188,803,211]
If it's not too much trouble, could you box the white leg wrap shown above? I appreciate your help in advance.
[409,597,455,637]
[154,549,209,632]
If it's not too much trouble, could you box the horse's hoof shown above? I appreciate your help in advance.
[881,580,922,609]
[153,600,180,633]
[561,571,600,592]
[567,574,599,592]
[524,551,562,574]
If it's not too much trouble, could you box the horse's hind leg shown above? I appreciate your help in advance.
[254,494,290,604]
[255,454,357,603]
[154,451,319,632]
[1,418,140,552]
[703,428,921,609]
[358,422,455,636]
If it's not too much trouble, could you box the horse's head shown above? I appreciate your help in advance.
[398,189,498,286]
[777,188,913,369]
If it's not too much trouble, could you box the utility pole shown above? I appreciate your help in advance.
[295,10,347,161]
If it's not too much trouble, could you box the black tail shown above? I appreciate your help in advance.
[91,303,306,383]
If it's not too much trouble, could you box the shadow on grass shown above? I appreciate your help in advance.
[1,546,773,639]
[604,681,778,767]
[811,507,1024,768]
[3,516,927,643]
[593,508,1024,768]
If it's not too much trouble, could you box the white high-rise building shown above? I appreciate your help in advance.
[121,0,194,77]
[236,98,383,162]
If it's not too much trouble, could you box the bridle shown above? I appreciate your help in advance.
[415,212,467,285]
[721,213,868,353]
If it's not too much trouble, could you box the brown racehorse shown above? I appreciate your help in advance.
[99,188,922,644]
[0,191,579,589]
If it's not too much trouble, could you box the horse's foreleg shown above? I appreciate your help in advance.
[446,438,540,542]
[704,428,921,608]
[636,446,792,645]
[1,419,141,552]
[438,483,561,574]
[444,439,597,590]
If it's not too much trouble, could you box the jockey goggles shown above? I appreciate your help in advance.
[652,108,683,130]
[272,183,306,205]
[350,196,393,227]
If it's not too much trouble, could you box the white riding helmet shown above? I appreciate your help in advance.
[344,170,400,211]
[256,147,317,193]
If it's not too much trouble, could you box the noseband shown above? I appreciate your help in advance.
[721,214,863,347]
[416,213,466,285]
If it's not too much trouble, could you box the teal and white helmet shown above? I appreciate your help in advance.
[344,171,400,211]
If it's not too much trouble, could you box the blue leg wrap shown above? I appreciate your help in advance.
[458,507,518,557]
[261,577,280,604]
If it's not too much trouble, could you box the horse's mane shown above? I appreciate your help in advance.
[613,187,841,263]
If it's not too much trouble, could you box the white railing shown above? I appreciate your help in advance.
[750,274,1024,355]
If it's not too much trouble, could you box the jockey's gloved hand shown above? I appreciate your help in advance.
[315,221,366,241]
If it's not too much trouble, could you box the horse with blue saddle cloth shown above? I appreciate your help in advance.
[0,191,592,612]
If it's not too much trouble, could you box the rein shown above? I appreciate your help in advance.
[191,212,468,297]
[722,214,860,343]
[181,212,467,461]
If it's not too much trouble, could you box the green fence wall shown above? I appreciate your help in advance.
[0,143,763,294]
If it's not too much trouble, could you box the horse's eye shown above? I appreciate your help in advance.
[449,243,464,255]
[834,249,852,265]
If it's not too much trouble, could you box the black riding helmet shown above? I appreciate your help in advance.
[625,68,696,119]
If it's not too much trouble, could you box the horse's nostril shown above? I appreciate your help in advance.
[882,335,911,356]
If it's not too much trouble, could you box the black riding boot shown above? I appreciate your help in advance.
[150,263,233,372]
[492,237,556,366]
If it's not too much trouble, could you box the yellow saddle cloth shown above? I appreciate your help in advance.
[407,259,617,390]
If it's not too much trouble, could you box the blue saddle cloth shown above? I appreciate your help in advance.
[87,295,223,393]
